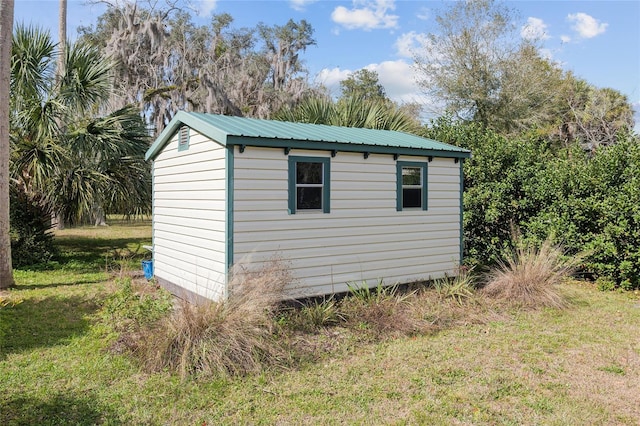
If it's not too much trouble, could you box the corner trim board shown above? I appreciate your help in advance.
[459,159,465,267]
[225,145,235,300]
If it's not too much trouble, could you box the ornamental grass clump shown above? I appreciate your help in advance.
[482,236,580,309]
[341,279,423,337]
[139,258,293,379]
[285,296,346,332]
[432,268,477,305]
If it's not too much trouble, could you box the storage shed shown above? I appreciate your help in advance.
[145,112,471,302]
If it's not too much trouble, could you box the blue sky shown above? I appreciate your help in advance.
[14,0,640,126]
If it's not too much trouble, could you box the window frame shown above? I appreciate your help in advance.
[396,161,428,211]
[288,156,331,214]
[178,125,190,151]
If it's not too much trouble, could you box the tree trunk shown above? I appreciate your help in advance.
[58,0,66,78]
[0,0,15,289]
[52,0,67,230]
[92,203,107,227]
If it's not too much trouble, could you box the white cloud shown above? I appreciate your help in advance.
[521,17,550,41]
[196,0,217,17]
[290,0,318,12]
[331,0,399,31]
[394,31,430,58]
[538,48,554,61]
[364,60,418,103]
[367,60,445,118]
[416,7,430,21]
[315,68,353,96]
[560,35,571,43]
[567,12,608,39]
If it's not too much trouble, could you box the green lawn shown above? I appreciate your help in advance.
[1,221,639,425]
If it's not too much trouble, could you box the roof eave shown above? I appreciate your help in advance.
[227,135,472,159]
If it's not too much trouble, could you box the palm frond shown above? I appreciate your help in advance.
[274,95,420,132]
[10,25,56,108]
[58,42,113,114]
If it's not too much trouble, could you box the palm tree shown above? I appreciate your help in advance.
[273,95,420,133]
[49,106,151,225]
[0,0,15,288]
[10,25,151,227]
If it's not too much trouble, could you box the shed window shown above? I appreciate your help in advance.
[288,156,330,214]
[396,161,428,211]
[178,126,190,151]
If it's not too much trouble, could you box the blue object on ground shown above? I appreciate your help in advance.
[142,260,153,280]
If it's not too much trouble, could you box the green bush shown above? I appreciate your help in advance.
[426,118,640,290]
[529,135,640,289]
[9,187,58,268]
[425,117,552,266]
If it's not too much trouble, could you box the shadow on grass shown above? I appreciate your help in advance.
[15,278,107,291]
[0,294,99,359]
[55,237,152,270]
[1,392,121,425]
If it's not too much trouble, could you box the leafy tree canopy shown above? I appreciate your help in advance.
[340,69,387,103]
[78,3,320,133]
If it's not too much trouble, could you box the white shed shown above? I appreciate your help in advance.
[145,112,471,302]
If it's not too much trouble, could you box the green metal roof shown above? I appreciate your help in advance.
[146,111,471,161]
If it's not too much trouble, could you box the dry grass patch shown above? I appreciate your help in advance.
[341,281,427,338]
[482,237,581,309]
[136,258,294,379]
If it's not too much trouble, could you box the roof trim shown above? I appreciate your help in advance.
[227,135,471,159]
[145,112,471,161]
[146,111,231,161]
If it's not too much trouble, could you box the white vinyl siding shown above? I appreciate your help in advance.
[152,129,227,301]
[233,147,461,298]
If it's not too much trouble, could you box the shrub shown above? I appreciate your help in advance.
[482,235,579,309]
[428,118,640,290]
[9,187,58,268]
[138,258,293,379]
[425,117,553,266]
[529,136,640,289]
